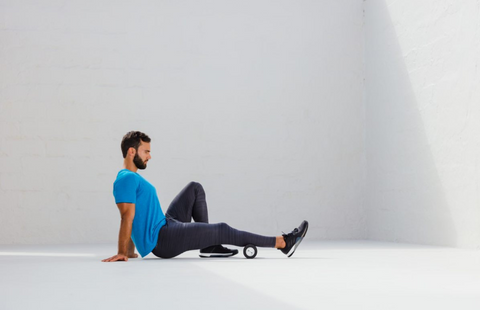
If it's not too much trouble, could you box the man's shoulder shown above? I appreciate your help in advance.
[117,169,137,176]
[115,169,140,184]
[113,170,140,201]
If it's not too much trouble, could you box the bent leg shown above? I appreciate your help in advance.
[165,182,208,223]
[152,220,276,259]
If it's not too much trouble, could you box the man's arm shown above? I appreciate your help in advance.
[127,237,138,258]
[102,203,136,262]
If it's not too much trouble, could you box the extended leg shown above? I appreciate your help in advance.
[152,220,276,259]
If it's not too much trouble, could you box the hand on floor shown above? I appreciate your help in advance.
[101,254,130,262]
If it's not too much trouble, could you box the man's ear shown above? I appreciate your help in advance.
[128,147,136,157]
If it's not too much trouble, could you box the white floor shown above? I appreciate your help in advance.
[1,240,480,310]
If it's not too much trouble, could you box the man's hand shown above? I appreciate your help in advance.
[101,252,139,262]
[102,254,130,262]
[103,203,137,263]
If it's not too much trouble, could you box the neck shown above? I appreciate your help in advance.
[123,160,138,173]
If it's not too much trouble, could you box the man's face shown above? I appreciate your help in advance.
[132,141,151,170]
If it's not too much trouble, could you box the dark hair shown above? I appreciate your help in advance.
[121,131,151,158]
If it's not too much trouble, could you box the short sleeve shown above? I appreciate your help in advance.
[113,173,139,204]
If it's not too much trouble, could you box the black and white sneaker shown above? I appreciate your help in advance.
[279,220,309,257]
[199,245,239,258]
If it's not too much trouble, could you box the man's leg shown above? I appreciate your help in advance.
[165,181,237,257]
[165,181,209,223]
[152,220,276,259]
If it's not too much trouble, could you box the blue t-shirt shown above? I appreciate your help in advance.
[113,169,166,258]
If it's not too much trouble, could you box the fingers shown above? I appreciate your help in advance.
[101,255,128,262]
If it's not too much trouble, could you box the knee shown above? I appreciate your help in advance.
[188,181,204,191]
[188,181,200,187]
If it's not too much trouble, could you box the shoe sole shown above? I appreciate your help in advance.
[287,222,309,258]
[199,251,238,258]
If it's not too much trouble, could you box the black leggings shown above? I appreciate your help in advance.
[151,182,276,258]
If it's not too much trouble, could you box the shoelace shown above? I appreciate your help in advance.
[282,228,299,237]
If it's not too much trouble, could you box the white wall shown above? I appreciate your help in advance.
[365,0,480,248]
[0,0,366,244]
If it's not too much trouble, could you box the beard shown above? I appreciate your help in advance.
[133,153,147,170]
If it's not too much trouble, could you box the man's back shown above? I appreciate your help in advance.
[113,169,166,257]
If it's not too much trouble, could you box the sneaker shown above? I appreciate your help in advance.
[199,245,239,258]
[279,220,309,257]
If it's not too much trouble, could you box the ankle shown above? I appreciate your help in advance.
[275,236,286,249]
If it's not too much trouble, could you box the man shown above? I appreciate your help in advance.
[102,131,308,262]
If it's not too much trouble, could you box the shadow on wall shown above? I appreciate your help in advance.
[365,0,457,246]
